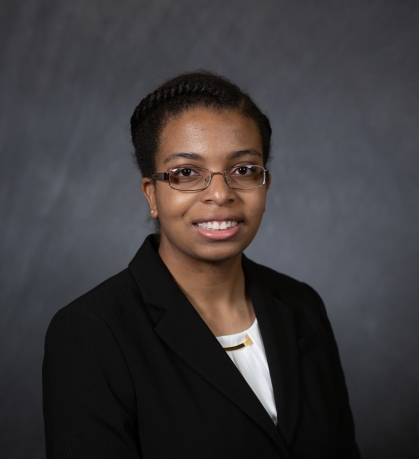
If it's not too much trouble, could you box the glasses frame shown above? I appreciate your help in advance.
[150,165,269,192]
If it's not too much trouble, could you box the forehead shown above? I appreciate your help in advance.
[157,108,262,165]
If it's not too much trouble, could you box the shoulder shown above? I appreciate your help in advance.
[46,234,172,343]
[46,267,142,342]
[244,256,328,323]
[245,257,321,304]
[245,258,340,355]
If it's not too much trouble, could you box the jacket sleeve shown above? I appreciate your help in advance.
[43,305,142,459]
[304,284,362,459]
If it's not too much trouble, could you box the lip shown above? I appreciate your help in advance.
[193,220,243,241]
[192,215,243,225]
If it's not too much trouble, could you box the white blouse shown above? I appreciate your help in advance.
[216,319,277,425]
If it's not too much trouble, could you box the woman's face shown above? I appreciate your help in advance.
[142,107,270,266]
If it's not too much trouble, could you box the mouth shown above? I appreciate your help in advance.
[195,220,240,231]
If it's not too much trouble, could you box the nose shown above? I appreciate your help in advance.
[200,172,235,204]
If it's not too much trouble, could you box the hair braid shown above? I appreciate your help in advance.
[130,71,272,178]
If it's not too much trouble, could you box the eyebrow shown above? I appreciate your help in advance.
[164,152,203,164]
[228,149,262,160]
[163,149,262,164]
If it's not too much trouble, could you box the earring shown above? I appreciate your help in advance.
[150,210,154,214]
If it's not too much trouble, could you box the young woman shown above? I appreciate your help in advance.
[43,71,361,458]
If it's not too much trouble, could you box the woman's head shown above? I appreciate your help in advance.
[135,71,272,265]
[130,71,272,178]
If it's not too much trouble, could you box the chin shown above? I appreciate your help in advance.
[192,241,250,264]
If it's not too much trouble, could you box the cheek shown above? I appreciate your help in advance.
[155,188,196,221]
[247,192,267,215]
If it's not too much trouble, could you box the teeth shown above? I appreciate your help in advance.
[197,220,239,230]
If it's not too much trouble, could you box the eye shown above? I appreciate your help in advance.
[170,166,204,183]
[232,165,256,175]
[172,167,200,177]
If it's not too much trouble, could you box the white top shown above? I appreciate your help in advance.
[216,319,277,425]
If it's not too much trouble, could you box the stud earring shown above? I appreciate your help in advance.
[150,210,154,214]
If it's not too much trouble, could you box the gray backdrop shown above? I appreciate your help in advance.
[1,0,418,458]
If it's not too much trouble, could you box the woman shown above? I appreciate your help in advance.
[43,71,361,458]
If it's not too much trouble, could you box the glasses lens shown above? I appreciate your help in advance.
[227,165,265,189]
[169,167,209,190]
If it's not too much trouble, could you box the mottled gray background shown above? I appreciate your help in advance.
[1,0,418,457]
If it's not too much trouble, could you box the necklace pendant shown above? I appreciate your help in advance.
[222,336,253,352]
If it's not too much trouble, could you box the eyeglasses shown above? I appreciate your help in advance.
[151,165,269,191]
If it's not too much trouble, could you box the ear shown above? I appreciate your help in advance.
[142,177,159,219]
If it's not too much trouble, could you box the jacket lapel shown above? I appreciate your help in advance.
[129,236,294,453]
[154,291,289,452]
[243,257,300,445]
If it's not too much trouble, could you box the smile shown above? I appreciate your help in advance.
[196,220,239,230]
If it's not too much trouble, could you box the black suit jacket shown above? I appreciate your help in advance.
[43,235,361,458]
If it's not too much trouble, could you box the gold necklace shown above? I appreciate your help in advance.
[222,336,253,352]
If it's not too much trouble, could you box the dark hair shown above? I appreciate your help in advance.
[130,71,272,177]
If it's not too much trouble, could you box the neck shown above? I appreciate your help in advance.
[158,243,254,336]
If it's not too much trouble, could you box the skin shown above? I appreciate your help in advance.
[142,107,271,336]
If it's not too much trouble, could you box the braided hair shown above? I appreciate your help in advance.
[130,71,272,178]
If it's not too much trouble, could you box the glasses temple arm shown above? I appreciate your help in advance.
[151,172,170,181]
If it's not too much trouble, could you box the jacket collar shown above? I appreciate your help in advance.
[129,235,299,451]
[129,235,179,310]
